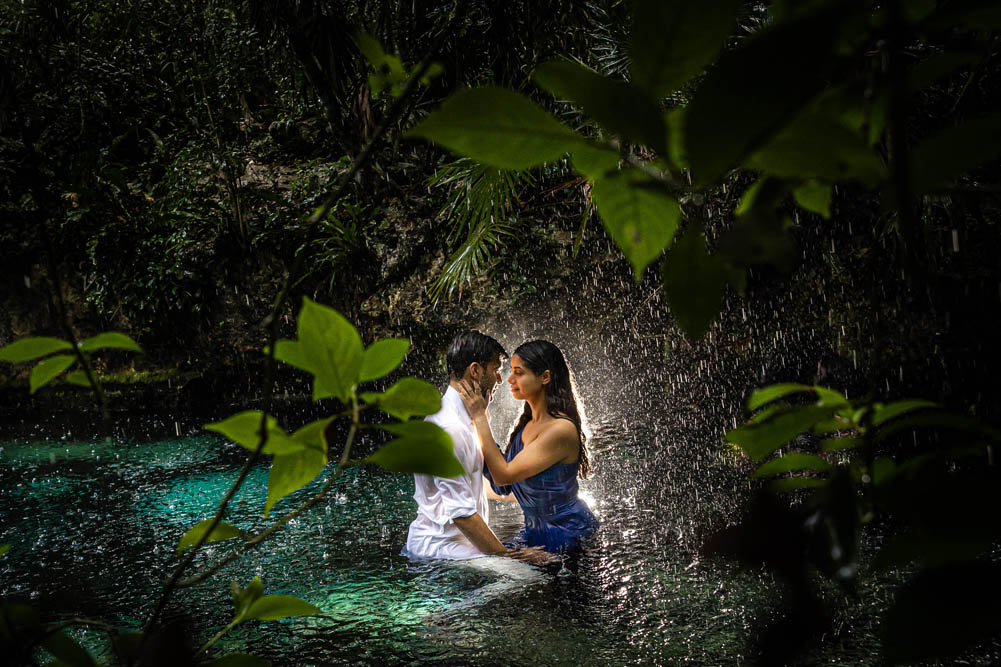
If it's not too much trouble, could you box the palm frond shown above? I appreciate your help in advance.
[428,158,532,301]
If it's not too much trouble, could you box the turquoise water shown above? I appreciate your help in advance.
[0,422,894,665]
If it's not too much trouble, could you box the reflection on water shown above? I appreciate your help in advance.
[0,422,887,666]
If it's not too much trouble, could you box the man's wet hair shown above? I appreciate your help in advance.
[447,331,506,380]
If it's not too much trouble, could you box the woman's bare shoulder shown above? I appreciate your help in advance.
[543,416,580,442]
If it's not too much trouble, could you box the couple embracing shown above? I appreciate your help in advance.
[405,331,597,565]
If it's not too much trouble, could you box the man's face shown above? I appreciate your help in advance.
[478,353,503,401]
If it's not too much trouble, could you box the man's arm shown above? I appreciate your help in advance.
[452,513,507,555]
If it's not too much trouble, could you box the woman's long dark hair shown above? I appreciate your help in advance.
[508,340,591,479]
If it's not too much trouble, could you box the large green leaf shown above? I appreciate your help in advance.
[354,30,407,97]
[0,544,8,557]
[244,594,321,622]
[909,114,1001,195]
[590,169,681,280]
[752,452,833,479]
[407,87,580,170]
[572,142,620,180]
[727,405,836,461]
[205,412,312,455]
[64,370,93,388]
[291,417,334,452]
[661,225,728,340]
[359,338,410,383]
[874,411,1000,443]
[177,519,243,554]
[233,576,265,623]
[717,213,797,272]
[792,181,833,218]
[275,298,363,403]
[0,336,71,362]
[871,399,939,426]
[746,383,814,411]
[29,354,76,394]
[79,332,143,353]
[683,9,841,184]
[265,446,327,517]
[364,421,464,477]
[770,477,827,493]
[629,0,741,98]
[533,59,666,154]
[360,377,441,421]
[745,112,886,186]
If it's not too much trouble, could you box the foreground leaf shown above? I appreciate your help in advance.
[205,412,311,455]
[265,447,327,517]
[0,337,71,363]
[871,399,939,426]
[79,332,143,353]
[533,59,666,154]
[727,405,836,461]
[41,630,96,667]
[683,9,840,184]
[629,0,740,98]
[407,87,580,170]
[29,354,76,394]
[359,339,410,383]
[747,383,814,411]
[910,114,1001,195]
[591,169,681,280]
[752,452,833,479]
[361,377,442,421]
[792,181,832,218]
[233,576,265,622]
[661,225,728,340]
[64,370,93,388]
[177,520,243,554]
[295,297,364,403]
[244,594,321,622]
[365,421,464,477]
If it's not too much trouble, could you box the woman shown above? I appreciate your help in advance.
[457,340,597,553]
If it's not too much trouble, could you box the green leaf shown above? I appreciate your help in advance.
[727,405,836,461]
[572,142,619,180]
[406,87,580,170]
[276,298,363,403]
[770,477,827,493]
[629,0,741,98]
[354,31,407,97]
[244,594,321,622]
[0,337,71,363]
[661,225,728,340]
[793,181,832,218]
[814,386,849,407]
[359,339,410,383]
[871,399,939,426]
[79,332,143,353]
[683,9,841,184]
[590,169,681,280]
[907,50,979,92]
[364,421,464,477]
[0,544,8,557]
[361,377,442,421]
[910,114,1001,195]
[208,654,272,667]
[41,631,96,667]
[265,446,327,517]
[717,213,797,272]
[233,576,265,623]
[533,59,666,154]
[177,519,243,554]
[291,417,334,452]
[821,435,862,451]
[874,411,1000,443]
[747,383,814,411]
[204,411,311,455]
[752,452,833,479]
[30,355,76,394]
[745,112,886,186]
[64,370,92,388]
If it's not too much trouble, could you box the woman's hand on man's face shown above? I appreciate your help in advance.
[457,378,488,417]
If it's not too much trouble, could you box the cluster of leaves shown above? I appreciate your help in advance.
[410,0,1001,340]
[0,298,463,665]
[0,332,142,393]
[719,383,1001,664]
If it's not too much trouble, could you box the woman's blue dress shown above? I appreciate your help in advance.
[484,427,598,553]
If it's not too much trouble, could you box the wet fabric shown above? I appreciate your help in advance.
[484,427,598,553]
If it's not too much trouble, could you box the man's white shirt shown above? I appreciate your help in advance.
[405,385,490,560]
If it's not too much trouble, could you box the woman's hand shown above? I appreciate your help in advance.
[456,378,488,419]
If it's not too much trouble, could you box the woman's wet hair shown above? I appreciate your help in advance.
[509,340,591,479]
[446,330,507,380]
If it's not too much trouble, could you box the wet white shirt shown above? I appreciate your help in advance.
[405,386,490,560]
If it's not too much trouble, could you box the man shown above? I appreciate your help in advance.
[405,330,546,563]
